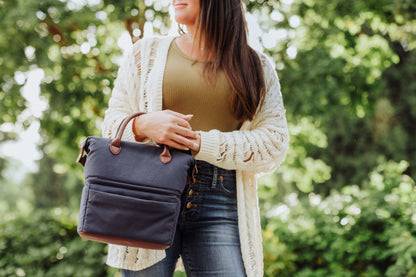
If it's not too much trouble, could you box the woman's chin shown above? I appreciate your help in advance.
[175,16,195,26]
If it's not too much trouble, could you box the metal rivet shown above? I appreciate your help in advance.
[189,189,199,196]
[186,202,196,209]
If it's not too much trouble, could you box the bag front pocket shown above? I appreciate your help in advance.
[81,188,179,245]
[86,177,178,204]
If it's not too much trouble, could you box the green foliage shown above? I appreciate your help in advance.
[281,119,331,193]
[243,0,416,193]
[28,155,77,209]
[0,209,205,276]
[379,51,416,177]
[0,158,34,214]
[1,0,416,275]
[260,160,416,276]
[0,0,171,166]
[0,209,108,277]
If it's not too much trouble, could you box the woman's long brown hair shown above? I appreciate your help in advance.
[193,0,266,122]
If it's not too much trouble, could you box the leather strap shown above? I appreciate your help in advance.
[109,113,172,164]
[77,113,173,166]
[109,112,146,155]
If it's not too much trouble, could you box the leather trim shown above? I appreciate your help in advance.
[110,139,121,155]
[76,140,87,167]
[78,232,170,250]
[110,113,147,155]
[160,145,172,164]
[105,113,174,163]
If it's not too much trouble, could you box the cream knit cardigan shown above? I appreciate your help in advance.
[102,36,289,277]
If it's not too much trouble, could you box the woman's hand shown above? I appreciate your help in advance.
[132,110,200,151]
[187,132,201,154]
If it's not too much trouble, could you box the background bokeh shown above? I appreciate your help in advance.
[1,0,415,276]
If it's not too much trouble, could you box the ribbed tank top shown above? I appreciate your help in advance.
[162,39,241,132]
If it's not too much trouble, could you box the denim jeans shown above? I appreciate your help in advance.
[121,161,246,277]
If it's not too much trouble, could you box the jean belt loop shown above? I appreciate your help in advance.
[211,165,218,188]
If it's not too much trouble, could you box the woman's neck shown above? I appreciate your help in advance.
[186,25,197,41]
[185,25,206,49]
[177,25,209,61]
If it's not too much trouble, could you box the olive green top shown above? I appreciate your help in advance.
[162,39,241,132]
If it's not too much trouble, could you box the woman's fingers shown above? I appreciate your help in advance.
[159,128,198,150]
[165,140,191,151]
[170,133,199,150]
[174,116,193,130]
[166,110,194,121]
[174,125,198,139]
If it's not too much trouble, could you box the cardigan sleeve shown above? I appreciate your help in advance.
[101,43,141,141]
[194,54,289,173]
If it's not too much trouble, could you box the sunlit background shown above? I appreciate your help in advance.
[0,0,415,276]
[0,0,300,172]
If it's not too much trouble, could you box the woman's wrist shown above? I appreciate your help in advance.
[132,116,148,142]
[189,132,201,156]
[195,132,201,152]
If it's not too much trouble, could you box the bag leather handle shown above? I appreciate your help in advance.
[110,112,172,164]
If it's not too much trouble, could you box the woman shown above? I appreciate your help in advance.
[102,0,289,276]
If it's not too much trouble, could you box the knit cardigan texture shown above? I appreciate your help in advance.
[102,36,289,277]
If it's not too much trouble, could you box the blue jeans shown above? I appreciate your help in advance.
[121,161,246,277]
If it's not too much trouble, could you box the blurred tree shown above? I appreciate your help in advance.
[0,0,414,215]
[272,0,416,193]
[0,0,171,208]
[259,160,416,276]
[0,210,108,277]
[1,0,416,275]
